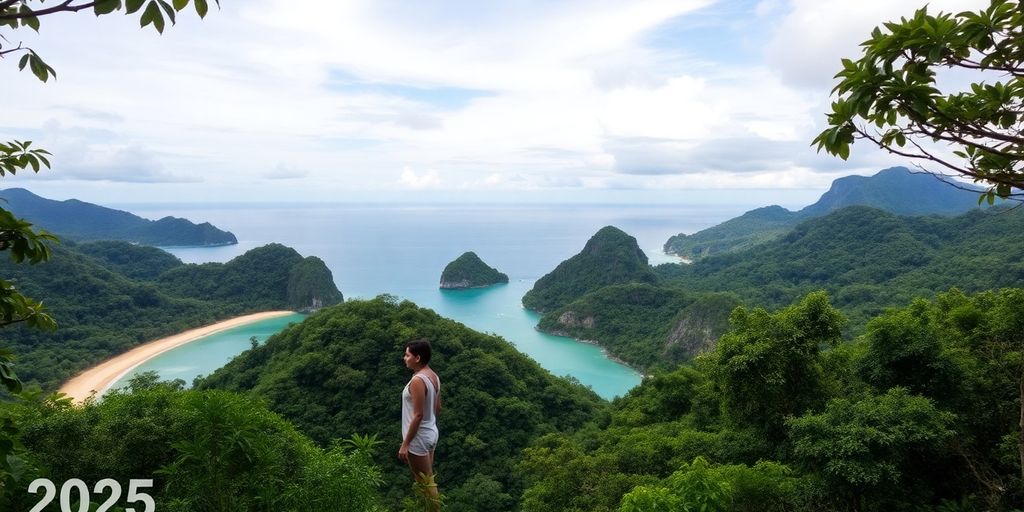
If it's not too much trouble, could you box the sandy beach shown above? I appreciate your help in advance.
[58,311,294,403]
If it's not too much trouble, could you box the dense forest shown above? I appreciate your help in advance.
[0,241,342,389]
[199,297,604,511]
[663,167,982,259]
[519,289,1024,511]
[440,251,509,289]
[0,188,237,246]
[534,205,1024,372]
[3,377,385,511]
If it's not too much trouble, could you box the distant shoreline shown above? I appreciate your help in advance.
[58,311,294,403]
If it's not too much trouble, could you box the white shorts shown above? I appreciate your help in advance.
[407,428,438,456]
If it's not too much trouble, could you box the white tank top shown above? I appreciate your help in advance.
[402,372,439,438]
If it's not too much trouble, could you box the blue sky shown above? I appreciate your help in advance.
[0,0,986,205]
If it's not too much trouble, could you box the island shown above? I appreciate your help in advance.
[440,251,509,289]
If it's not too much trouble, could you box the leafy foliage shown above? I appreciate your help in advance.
[520,289,1024,511]
[1,1,219,79]
[813,1,1024,199]
[6,384,384,511]
[787,388,955,505]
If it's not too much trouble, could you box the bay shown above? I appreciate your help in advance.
[111,204,749,399]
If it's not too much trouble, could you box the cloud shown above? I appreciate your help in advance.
[399,166,441,189]
[2,0,954,202]
[55,145,199,183]
[265,163,308,180]
[764,0,989,90]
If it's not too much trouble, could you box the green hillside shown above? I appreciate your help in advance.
[0,242,342,389]
[199,296,604,511]
[440,251,509,289]
[523,226,657,312]
[158,243,343,311]
[0,188,237,246]
[519,289,1024,511]
[533,206,1024,371]
[663,205,797,260]
[536,284,739,371]
[664,167,983,259]
[660,206,1024,328]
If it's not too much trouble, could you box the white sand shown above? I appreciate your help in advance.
[58,311,294,403]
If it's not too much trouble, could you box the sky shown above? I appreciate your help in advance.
[1,0,988,206]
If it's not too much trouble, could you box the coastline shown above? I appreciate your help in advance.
[58,311,294,403]
[522,302,648,381]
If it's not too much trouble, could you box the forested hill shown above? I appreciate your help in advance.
[0,241,342,389]
[665,167,982,259]
[0,187,237,246]
[660,205,1024,322]
[536,206,1024,371]
[519,289,1024,511]
[522,225,656,312]
[199,296,604,511]
[440,251,509,289]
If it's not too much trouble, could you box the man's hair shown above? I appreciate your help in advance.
[405,338,433,365]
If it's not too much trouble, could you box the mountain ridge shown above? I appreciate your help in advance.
[0,187,238,246]
[664,167,983,259]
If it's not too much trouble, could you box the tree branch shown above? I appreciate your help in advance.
[0,43,26,57]
[0,1,97,20]
[856,125,1024,192]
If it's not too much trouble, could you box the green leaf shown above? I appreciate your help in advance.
[126,0,145,13]
[94,0,121,16]
[157,0,176,24]
[194,0,208,18]
[173,0,188,10]
[18,5,39,32]
[140,1,162,32]
[17,54,29,71]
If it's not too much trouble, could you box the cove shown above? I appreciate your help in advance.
[109,204,744,399]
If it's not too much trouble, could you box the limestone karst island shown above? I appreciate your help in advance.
[439,251,509,289]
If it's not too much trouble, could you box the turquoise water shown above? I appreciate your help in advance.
[108,313,307,392]
[110,204,749,399]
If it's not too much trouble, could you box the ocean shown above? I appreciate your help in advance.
[110,203,751,399]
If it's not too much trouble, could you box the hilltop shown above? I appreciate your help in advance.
[0,188,237,246]
[522,226,656,312]
[664,167,982,259]
[199,296,604,510]
[440,251,509,289]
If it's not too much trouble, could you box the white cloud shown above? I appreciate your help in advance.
[399,167,441,189]
[765,0,990,90]
[1,0,962,203]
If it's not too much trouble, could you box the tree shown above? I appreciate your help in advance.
[710,292,845,444]
[787,388,954,511]
[813,1,1024,202]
